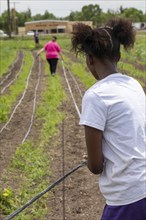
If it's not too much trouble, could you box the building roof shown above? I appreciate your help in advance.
[25,20,69,25]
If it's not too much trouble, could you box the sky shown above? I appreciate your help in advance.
[0,0,146,17]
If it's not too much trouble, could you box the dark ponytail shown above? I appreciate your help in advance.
[71,18,136,61]
[106,18,136,50]
[71,23,94,55]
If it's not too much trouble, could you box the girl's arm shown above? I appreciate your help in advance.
[84,125,104,174]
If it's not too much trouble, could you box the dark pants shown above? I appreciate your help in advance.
[34,37,39,44]
[47,58,58,75]
[101,198,146,220]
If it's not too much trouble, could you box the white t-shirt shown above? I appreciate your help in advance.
[79,73,146,206]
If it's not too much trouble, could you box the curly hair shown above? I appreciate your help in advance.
[71,18,136,61]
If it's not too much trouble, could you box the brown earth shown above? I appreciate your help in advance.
[0,51,105,220]
[46,63,105,220]
[0,52,44,176]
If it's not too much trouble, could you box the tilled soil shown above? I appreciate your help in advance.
[46,63,105,220]
[0,51,105,220]
[0,52,44,177]
[1,49,145,220]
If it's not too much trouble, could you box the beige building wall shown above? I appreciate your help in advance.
[18,27,26,36]
[25,20,93,34]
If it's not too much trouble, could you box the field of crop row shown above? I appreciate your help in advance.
[0,32,145,220]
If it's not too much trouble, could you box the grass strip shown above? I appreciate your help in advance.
[64,54,96,89]
[0,59,66,219]
[118,61,145,88]
[0,43,17,77]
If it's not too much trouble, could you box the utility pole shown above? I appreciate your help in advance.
[7,0,11,38]
[12,2,20,34]
[12,2,19,35]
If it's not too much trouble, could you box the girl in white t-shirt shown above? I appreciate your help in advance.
[71,18,146,220]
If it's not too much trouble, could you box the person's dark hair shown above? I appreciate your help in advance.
[52,36,57,40]
[71,18,136,61]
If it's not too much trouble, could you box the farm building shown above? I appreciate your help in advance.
[25,20,93,34]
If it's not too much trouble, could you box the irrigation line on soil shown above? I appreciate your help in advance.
[1,53,24,94]
[0,52,19,86]
[0,54,35,134]
[60,61,83,219]
[4,161,87,220]
[62,116,66,220]
[65,65,83,98]
[22,56,41,144]
[61,60,81,118]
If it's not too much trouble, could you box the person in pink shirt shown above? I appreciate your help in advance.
[37,36,63,76]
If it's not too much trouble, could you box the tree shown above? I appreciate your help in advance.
[42,10,56,20]
[80,4,102,26]
[67,4,103,26]
[121,8,144,22]
[67,11,77,21]
[0,10,9,32]
[32,13,43,21]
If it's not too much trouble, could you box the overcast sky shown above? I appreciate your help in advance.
[0,0,145,17]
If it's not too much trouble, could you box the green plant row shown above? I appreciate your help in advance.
[121,47,145,66]
[0,42,17,77]
[118,61,145,88]
[63,51,145,90]
[120,35,145,66]
[64,54,96,89]
[0,51,32,123]
[0,60,65,219]
[0,39,40,78]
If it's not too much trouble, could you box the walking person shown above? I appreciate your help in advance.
[34,31,39,46]
[37,36,63,76]
[71,18,146,220]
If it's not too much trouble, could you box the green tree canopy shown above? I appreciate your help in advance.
[42,10,56,20]
[121,8,144,22]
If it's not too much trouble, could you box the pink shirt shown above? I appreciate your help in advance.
[44,41,61,59]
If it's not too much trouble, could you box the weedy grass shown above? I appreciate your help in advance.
[118,61,145,78]
[0,41,17,77]
[120,34,146,66]
[0,38,39,78]
[1,56,66,219]
[0,51,32,123]
[64,54,96,88]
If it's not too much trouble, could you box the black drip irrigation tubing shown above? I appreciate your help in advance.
[4,161,87,220]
